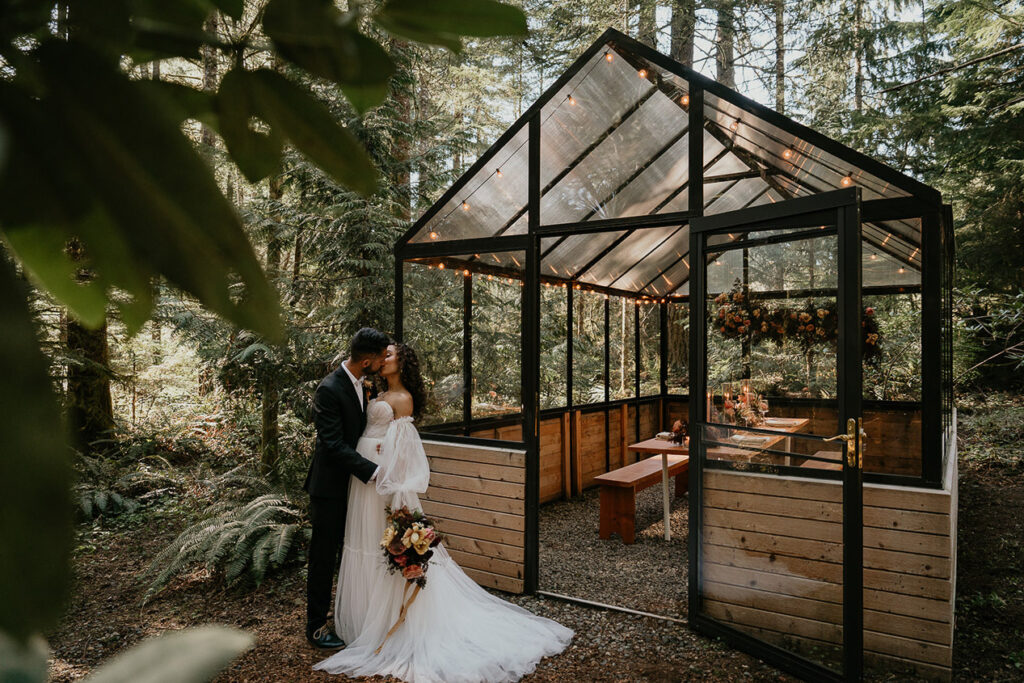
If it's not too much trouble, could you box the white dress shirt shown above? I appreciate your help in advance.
[342,359,378,481]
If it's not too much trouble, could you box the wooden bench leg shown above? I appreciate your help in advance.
[599,486,636,544]
[675,469,690,497]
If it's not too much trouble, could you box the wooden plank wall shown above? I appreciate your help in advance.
[420,440,526,594]
[701,469,954,680]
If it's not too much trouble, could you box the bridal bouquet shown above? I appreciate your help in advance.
[381,505,443,588]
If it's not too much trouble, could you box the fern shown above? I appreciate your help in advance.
[77,487,140,519]
[142,493,308,603]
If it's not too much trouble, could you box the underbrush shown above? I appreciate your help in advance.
[957,393,1024,472]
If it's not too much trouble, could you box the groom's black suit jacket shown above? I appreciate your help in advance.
[304,365,379,499]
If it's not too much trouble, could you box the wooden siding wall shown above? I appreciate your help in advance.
[701,469,955,680]
[421,440,526,594]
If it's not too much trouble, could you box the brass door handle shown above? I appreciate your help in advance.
[822,418,861,467]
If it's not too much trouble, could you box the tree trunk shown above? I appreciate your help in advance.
[391,41,413,221]
[670,0,696,68]
[775,0,785,113]
[200,13,219,151]
[66,242,114,454]
[260,376,280,478]
[150,279,162,364]
[637,0,657,48]
[854,0,864,113]
[260,174,285,477]
[715,0,736,89]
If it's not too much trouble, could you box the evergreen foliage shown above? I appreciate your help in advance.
[141,494,310,604]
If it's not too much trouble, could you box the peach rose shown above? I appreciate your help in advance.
[402,564,424,580]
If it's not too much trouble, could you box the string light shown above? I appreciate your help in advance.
[438,263,445,270]
[840,175,853,187]
[495,168,503,178]
[487,274,493,280]
[638,68,647,78]
[782,148,794,160]
[604,51,613,62]
[869,253,878,260]
[463,269,470,277]
[461,200,470,211]
[729,120,739,131]
[898,267,906,274]
[680,94,690,106]
[574,284,581,290]
[429,231,439,240]
[567,94,577,106]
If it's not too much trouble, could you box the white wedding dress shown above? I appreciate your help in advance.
[313,399,573,682]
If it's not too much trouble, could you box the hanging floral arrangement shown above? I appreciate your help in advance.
[713,279,882,361]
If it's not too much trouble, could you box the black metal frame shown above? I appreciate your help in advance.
[390,26,953,681]
[688,188,864,681]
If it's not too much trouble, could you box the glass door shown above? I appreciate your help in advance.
[688,189,864,681]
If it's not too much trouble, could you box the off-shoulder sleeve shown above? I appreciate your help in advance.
[374,418,430,508]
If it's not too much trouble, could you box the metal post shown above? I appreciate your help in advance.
[687,224,707,619]
[523,112,541,594]
[463,272,472,436]
[688,87,704,217]
[921,210,942,484]
[635,301,641,444]
[604,294,611,471]
[567,282,575,492]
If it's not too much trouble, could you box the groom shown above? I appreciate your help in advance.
[304,327,390,649]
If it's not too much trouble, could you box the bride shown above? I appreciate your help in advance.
[314,342,573,682]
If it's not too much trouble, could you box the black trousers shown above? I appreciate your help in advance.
[306,494,348,632]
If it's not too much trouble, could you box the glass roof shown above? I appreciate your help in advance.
[404,32,939,296]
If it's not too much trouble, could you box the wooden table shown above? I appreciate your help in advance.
[704,417,811,466]
[625,418,811,542]
[625,438,690,541]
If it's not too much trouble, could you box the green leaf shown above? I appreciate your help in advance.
[0,632,49,683]
[30,40,282,341]
[82,626,254,683]
[217,69,284,183]
[263,0,395,112]
[137,81,218,131]
[375,0,527,52]
[247,69,378,195]
[0,257,73,642]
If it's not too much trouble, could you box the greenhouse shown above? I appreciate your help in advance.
[394,28,955,682]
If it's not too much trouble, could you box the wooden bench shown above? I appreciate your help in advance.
[594,454,690,544]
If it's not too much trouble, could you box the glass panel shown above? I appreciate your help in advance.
[402,260,464,427]
[698,426,846,672]
[471,267,523,421]
[540,284,567,409]
[572,288,607,405]
[666,301,688,394]
[542,231,628,281]
[540,46,655,191]
[541,92,689,225]
[587,224,684,289]
[608,295,636,400]
[706,230,842,438]
[412,126,529,243]
[639,302,660,395]
[703,89,910,201]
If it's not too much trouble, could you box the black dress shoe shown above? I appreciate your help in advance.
[307,623,345,650]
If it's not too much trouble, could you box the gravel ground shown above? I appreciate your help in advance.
[539,484,690,618]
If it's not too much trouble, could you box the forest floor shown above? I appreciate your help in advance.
[47,401,1024,682]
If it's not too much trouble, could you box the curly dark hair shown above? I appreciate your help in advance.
[394,343,427,420]
[372,344,423,419]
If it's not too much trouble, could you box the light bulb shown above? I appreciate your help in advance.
[438,263,445,270]
[487,274,493,280]
[869,253,878,260]
[461,201,470,211]
[898,267,906,274]
[729,120,739,131]
[574,284,581,290]
[638,69,647,78]
[463,270,470,277]
[841,175,853,187]
[605,51,613,62]
[782,148,793,160]
[429,231,439,240]
[680,94,690,106]
[495,168,503,178]
[567,94,576,106]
